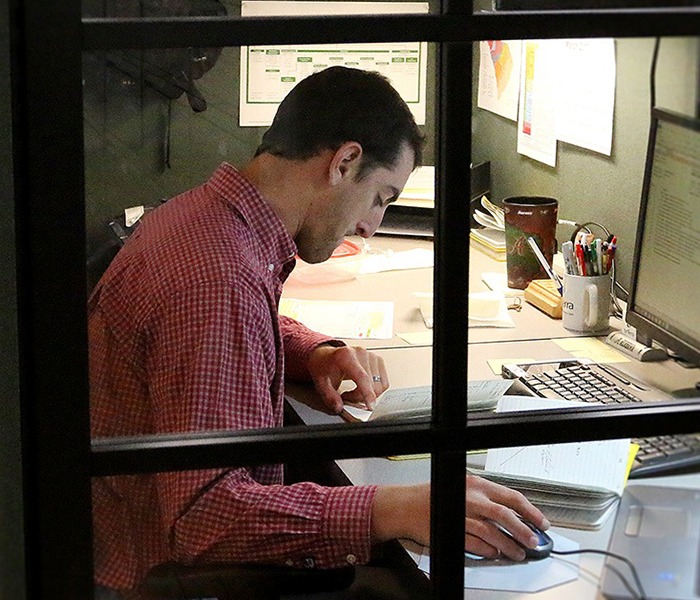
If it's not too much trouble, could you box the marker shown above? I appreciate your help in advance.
[561,241,576,275]
[576,243,587,276]
[607,239,617,273]
[527,237,563,295]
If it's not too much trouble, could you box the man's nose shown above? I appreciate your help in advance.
[355,208,386,238]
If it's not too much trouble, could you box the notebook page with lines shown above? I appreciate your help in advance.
[501,358,700,478]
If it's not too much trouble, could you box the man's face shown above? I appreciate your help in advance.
[296,142,415,264]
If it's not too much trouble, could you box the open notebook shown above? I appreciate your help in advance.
[341,380,513,422]
[475,396,635,530]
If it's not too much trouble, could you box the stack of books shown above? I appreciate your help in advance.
[474,396,634,530]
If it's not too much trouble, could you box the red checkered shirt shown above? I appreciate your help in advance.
[89,163,377,593]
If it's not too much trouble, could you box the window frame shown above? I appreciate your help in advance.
[9,2,700,598]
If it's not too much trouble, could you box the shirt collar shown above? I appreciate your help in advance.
[207,162,297,270]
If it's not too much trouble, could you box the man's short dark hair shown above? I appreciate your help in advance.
[255,66,424,179]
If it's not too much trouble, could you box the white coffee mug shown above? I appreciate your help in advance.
[562,273,611,333]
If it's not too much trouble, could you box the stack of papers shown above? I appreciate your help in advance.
[473,196,505,230]
[475,396,633,530]
[470,229,507,262]
[396,165,435,209]
[471,197,506,261]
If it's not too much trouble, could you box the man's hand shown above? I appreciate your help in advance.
[463,474,550,560]
[307,345,389,414]
[370,475,550,561]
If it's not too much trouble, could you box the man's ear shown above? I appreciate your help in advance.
[329,141,363,186]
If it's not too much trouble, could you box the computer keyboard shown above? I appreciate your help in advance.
[503,360,700,479]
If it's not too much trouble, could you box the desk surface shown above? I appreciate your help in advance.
[285,342,700,599]
[283,234,700,599]
[282,236,588,348]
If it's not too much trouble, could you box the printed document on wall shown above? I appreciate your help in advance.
[555,39,615,156]
[478,40,522,121]
[516,40,557,167]
[239,1,429,126]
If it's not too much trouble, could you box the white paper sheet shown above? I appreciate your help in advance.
[240,1,429,126]
[395,165,435,208]
[555,39,616,156]
[517,40,558,167]
[477,40,522,121]
[279,298,394,339]
[357,248,433,275]
[417,530,580,592]
[485,396,631,496]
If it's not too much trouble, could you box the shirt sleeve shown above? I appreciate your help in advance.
[279,315,345,382]
[166,469,377,569]
[144,282,375,568]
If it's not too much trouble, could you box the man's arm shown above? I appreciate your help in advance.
[371,476,550,561]
[280,316,388,414]
[145,283,379,569]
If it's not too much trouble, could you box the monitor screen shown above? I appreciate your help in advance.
[626,108,700,368]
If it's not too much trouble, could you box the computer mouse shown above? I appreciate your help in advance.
[497,519,554,560]
[513,520,554,560]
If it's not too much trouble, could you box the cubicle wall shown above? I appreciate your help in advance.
[84,27,699,292]
[82,0,440,262]
[472,37,699,289]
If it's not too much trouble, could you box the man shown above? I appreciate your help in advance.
[90,66,549,597]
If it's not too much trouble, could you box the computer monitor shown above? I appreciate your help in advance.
[625,107,700,375]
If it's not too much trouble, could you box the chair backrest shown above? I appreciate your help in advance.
[141,561,356,600]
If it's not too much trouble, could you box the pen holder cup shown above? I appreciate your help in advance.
[562,273,611,333]
[503,196,559,290]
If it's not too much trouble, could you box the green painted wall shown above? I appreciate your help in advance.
[471,37,699,290]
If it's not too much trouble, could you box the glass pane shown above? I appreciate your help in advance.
[469,35,700,447]
[91,453,435,596]
[83,41,447,595]
[83,41,439,459]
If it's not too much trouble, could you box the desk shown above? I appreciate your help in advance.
[282,233,700,598]
[285,343,700,599]
[282,236,586,349]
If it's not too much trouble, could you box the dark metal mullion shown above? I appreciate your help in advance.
[429,35,473,597]
[81,9,700,50]
[467,401,700,449]
[91,421,441,477]
[11,1,94,599]
[90,400,700,477]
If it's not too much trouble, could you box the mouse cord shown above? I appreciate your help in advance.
[550,548,648,600]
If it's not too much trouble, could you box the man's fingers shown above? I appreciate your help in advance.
[313,377,344,414]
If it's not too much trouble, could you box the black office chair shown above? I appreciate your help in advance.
[140,561,356,600]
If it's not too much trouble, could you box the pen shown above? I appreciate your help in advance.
[527,237,563,295]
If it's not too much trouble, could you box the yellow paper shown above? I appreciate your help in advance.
[552,337,629,363]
